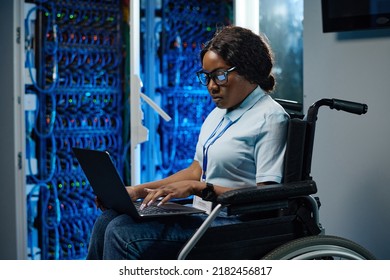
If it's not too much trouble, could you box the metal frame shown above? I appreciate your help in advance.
[0,0,27,259]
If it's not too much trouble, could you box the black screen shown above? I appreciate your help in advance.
[322,0,390,32]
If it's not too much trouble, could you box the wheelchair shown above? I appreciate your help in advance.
[177,98,376,260]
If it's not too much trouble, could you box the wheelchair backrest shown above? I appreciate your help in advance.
[283,117,308,183]
[281,98,368,184]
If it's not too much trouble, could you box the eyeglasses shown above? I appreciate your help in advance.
[196,66,236,86]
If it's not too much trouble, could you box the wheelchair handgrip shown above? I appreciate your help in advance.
[331,99,368,115]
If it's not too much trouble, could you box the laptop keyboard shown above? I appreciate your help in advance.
[134,201,182,215]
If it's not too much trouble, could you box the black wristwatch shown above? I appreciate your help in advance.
[201,182,217,202]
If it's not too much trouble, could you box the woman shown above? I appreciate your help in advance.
[87,25,289,259]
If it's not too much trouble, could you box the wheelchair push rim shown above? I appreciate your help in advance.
[262,235,376,260]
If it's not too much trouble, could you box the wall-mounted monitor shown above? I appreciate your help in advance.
[321,0,390,32]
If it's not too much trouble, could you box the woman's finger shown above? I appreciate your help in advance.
[140,189,164,209]
[157,193,173,206]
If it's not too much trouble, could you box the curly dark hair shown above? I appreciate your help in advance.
[200,25,276,93]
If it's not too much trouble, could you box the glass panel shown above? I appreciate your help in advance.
[259,0,304,109]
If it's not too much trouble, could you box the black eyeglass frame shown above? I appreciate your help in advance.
[196,66,237,86]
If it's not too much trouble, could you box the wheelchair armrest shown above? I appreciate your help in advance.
[217,180,317,205]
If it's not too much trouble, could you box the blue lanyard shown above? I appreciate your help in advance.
[202,117,234,181]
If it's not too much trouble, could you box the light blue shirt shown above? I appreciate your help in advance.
[194,86,289,188]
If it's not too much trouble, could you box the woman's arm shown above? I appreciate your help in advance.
[129,162,276,209]
[135,160,239,209]
[127,160,203,200]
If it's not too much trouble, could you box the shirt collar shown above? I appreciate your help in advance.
[225,86,265,122]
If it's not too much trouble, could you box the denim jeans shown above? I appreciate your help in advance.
[87,209,242,260]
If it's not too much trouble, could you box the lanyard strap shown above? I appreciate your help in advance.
[202,117,233,181]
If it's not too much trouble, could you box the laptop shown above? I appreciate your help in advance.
[72,147,205,219]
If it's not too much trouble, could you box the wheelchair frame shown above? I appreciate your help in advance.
[177,98,375,260]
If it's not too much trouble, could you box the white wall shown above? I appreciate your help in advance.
[304,1,390,259]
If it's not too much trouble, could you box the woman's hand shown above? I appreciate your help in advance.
[94,186,142,211]
[140,180,203,210]
[94,196,106,211]
[125,185,147,202]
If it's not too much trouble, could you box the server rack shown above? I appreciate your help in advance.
[23,0,129,259]
[140,0,233,182]
[0,0,233,260]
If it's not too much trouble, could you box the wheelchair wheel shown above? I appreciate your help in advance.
[262,235,376,260]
